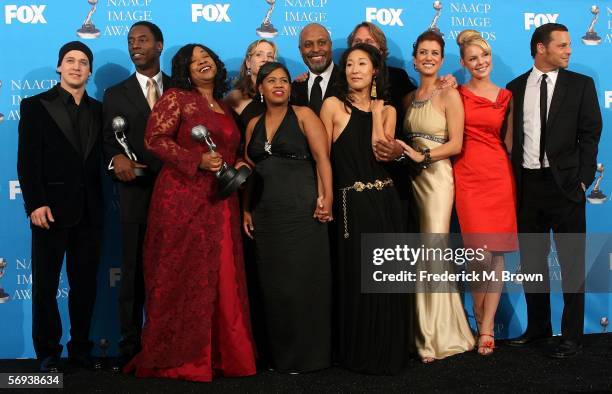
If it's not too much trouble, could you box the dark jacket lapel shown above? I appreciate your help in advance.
[513,70,530,151]
[40,88,80,154]
[324,63,339,99]
[546,68,568,133]
[83,102,100,159]
[124,74,152,118]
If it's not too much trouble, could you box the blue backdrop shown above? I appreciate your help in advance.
[0,0,610,358]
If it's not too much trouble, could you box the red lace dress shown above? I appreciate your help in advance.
[454,86,517,251]
[124,88,256,382]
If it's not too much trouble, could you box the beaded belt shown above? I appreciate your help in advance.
[339,178,394,239]
[406,132,448,144]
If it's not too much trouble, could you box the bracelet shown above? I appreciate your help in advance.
[394,153,407,163]
[419,147,431,169]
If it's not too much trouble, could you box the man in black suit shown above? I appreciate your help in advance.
[291,23,339,115]
[102,21,170,368]
[17,41,103,372]
[506,23,602,358]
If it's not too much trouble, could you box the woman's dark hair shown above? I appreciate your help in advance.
[412,30,445,58]
[171,43,229,99]
[255,61,291,87]
[334,43,389,107]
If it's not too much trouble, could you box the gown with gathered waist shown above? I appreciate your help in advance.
[403,96,475,360]
[332,104,408,375]
[247,105,331,372]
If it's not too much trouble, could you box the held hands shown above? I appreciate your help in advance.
[294,71,308,83]
[313,195,333,223]
[199,151,223,172]
[30,206,54,229]
[113,154,147,182]
[396,140,425,163]
[373,139,403,162]
[243,211,254,239]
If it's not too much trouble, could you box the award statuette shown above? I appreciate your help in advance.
[582,5,602,46]
[191,125,251,198]
[256,0,279,38]
[428,1,444,36]
[76,0,101,39]
[109,116,146,177]
[0,258,10,303]
[587,163,607,204]
[601,317,609,333]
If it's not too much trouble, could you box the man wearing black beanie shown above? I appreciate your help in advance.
[17,40,103,373]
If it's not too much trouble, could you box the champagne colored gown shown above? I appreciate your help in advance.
[403,97,475,360]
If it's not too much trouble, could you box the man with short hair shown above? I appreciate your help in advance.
[291,23,339,115]
[506,23,602,358]
[102,21,170,369]
[17,41,103,373]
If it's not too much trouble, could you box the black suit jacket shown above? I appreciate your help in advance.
[507,68,602,204]
[291,63,340,108]
[17,85,103,228]
[102,73,171,223]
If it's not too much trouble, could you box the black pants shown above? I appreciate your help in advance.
[518,168,585,342]
[117,222,147,359]
[31,220,101,359]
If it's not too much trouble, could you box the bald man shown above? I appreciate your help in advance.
[291,23,339,115]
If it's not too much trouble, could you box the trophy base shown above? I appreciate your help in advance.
[0,291,9,303]
[582,32,602,45]
[77,26,101,39]
[428,27,444,37]
[256,25,279,38]
[587,196,607,204]
[133,167,147,177]
[218,165,251,198]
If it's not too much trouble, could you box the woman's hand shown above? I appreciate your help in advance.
[313,195,333,223]
[396,140,425,163]
[370,99,385,115]
[243,211,254,239]
[199,151,223,172]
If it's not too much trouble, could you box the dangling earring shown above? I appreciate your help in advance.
[247,68,252,76]
[413,63,418,71]
[370,79,377,99]
[260,93,264,103]
[187,76,192,88]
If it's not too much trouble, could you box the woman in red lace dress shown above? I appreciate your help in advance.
[124,44,256,381]
[453,30,517,356]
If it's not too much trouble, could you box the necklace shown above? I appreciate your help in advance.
[412,88,439,108]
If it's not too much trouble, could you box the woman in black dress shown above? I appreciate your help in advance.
[243,62,333,373]
[320,44,408,375]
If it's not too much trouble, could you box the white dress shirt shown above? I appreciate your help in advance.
[522,66,558,169]
[307,62,335,101]
[135,70,164,98]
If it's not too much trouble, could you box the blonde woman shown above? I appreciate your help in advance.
[453,29,517,355]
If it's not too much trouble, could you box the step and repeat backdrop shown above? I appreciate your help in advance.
[0,0,610,358]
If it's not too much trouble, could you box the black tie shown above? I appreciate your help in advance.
[309,75,323,115]
[539,74,548,168]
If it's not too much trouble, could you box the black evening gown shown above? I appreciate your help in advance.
[331,104,408,375]
[247,106,331,373]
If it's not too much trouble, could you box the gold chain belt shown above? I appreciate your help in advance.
[339,178,394,239]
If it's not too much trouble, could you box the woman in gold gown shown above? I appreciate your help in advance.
[398,30,475,363]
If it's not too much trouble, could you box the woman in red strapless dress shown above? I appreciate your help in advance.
[124,44,256,381]
[453,30,517,356]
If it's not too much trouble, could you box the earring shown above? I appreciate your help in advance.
[413,63,418,71]
[370,79,377,99]
[187,76,192,87]
[260,93,264,103]
[247,68,252,76]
